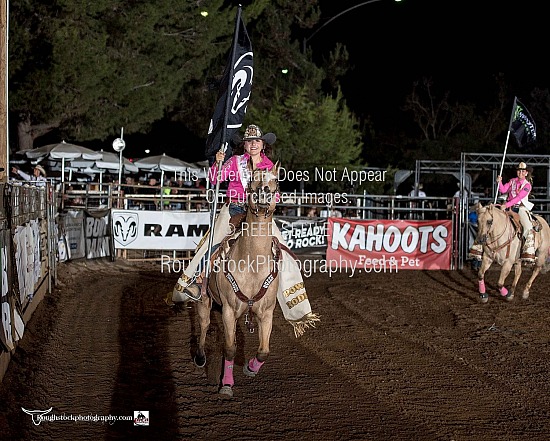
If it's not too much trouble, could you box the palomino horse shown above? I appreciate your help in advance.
[475,202,550,303]
[194,164,281,397]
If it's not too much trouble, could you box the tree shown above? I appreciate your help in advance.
[248,86,363,192]
[399,75,509,164]
[8,0,367,177]
[8,0,239,150]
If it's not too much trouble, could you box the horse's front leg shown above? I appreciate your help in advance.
[477,256,493,303]
[507,260,523,301]
[219,306,238,397]
[496,260,514,299]
[243,307,274,378]
[522,265,541,299]
[194,295,213,368]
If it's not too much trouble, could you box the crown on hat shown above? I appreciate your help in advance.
[242,124,263,140]
[516,162,528,170]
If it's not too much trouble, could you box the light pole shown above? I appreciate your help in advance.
[303,0,402,52]
[112,127,125,207]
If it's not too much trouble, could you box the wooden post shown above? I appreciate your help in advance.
[0,0,7,182]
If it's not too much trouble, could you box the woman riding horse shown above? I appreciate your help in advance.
[169,124,319,336]
[496,161,536,263]
[475,202,550,302]
[171,124,276,301]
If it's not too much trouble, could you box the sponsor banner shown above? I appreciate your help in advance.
[112,210,210,250]
[62,210,85,260]
[1,238,14,351]
[327,217,452,270]
[85,211,111,259]
[275,218,327,252]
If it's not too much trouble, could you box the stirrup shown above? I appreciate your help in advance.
[520,251,536,265]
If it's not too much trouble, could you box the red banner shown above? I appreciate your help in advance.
[326,218,452,271]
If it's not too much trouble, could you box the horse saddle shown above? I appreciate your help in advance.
[506,211,523,236]
[506,211,542,236]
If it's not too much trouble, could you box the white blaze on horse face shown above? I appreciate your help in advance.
[249,170,278,210]
[476,209,491,241]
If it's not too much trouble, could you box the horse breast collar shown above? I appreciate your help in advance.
[223,237,282,333]
[484,209,516,258]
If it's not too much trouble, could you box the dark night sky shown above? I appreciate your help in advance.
[119,0,549,161]
[315,0,549,131]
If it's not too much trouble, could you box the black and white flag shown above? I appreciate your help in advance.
[204,7,253,164]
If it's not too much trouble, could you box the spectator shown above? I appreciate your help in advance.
[307,207,318,217]
[408,183,428,218]
[12,165,47,187]
[408,183,426,198]
[141,177,159,210]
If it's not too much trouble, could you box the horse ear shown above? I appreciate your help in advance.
[271,161,280,176]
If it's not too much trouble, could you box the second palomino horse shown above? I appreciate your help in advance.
[475,202,550,303]
[194,164,281,397]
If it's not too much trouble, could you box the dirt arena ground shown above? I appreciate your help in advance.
[1,257,550,441]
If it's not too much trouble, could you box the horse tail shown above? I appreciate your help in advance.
[540,240,550,273]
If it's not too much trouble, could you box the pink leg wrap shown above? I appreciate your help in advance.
[248,357,265,373]
[478,280,486,294]
[222,359,234,386]
[499,286,508,296]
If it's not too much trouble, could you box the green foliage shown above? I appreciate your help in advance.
[248,86,363,192]
[9,0,237,141]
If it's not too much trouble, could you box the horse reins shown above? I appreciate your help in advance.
[484,209,517,259]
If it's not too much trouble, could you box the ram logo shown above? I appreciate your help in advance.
[113,212,139,246]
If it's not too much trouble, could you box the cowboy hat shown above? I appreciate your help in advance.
[235,124,277,145]
[516,162,528,170]
[34,165,46,176]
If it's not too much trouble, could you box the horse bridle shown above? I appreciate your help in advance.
[479,207,516,257]
[247,177,279,219]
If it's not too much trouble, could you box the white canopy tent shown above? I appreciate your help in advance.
[17,141,103,182]
[134,153,201,184]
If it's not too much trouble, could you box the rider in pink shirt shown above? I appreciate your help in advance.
[170,124,277,302]
[496,161,535,262]
[497,169,532,210]
[209,149,274,210]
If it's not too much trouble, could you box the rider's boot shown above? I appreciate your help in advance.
[468,241,483,263]
[520,229,536,265]
[169,274,202,304]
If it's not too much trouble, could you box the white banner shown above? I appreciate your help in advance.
[112,210,210,250]
[85,212,111,259]
[63,210,85,260]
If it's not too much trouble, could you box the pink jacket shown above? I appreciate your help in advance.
[498,177,532,208]
[209,152,274,204]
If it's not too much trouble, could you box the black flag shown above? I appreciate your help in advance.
[204,7,253,165]
[509,97,536,148]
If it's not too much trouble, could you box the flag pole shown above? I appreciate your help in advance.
[203,6,243,288]
[494,96,517,204]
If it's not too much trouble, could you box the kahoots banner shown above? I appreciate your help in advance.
[112,210,210,250]
[327,218,452,270]
[275,218,327,252]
